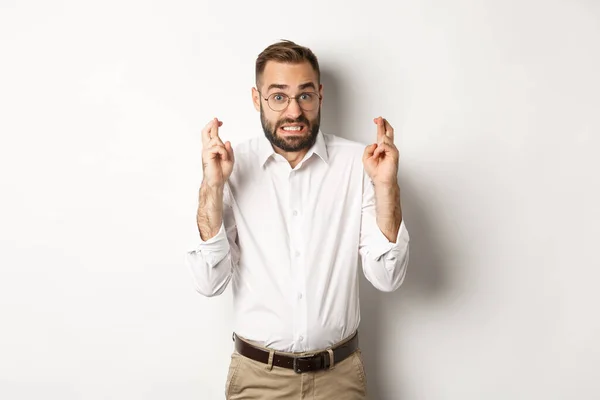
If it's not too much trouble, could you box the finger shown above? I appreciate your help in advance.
[225,141,235,163]
[201,120,214,147]
[373,116,386,143]
[363,143,377,161]
[209,117,222,140]
[379,134,393,146]
[209,135,225,147]
[383,118,394,141]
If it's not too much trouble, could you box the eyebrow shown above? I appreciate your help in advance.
[267,82,317,92]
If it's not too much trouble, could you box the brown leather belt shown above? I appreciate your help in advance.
[233,332,359,374]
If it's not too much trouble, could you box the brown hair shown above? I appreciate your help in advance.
[255,40,320,88]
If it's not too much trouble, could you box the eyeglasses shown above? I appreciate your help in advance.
[260,91,321,112]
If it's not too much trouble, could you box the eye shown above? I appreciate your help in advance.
[299,93,313,101]
[271,93,287,103]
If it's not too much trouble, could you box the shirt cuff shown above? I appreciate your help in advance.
[188,223,230,267]
[368,219,410,261]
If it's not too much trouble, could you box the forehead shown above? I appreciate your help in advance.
[261,61,318,91]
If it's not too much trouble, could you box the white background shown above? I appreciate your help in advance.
[1,1,599,399]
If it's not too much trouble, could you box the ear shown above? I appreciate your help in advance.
[252,87,260,112]
[319,83,323,106]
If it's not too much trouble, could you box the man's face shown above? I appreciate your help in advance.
[253,61,323,153]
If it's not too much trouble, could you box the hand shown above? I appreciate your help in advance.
[362,117,399,186]
[201,118,234,188]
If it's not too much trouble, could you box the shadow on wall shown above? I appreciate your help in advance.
[320,67,453,399]
[319,68,352,140]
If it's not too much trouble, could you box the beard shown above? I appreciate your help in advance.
[260,102,321,152]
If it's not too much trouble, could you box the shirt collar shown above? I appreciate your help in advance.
[258,130,329,168]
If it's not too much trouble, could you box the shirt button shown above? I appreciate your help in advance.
[295,251,301,257]
[297,292,303,300]
[299,336,304,341]
[292,210,298,216]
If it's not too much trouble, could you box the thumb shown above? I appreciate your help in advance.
[363,143,377,162]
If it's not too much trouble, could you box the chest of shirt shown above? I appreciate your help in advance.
[228,155,363,243]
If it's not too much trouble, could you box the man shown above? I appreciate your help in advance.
[186,40,410,399]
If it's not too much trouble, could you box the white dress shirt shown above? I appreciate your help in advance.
[186,131,410,352]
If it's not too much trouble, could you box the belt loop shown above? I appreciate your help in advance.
[265,349,275,371]
[327,348,335,370]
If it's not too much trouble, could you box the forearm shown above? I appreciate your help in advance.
[189,181,237,297]
[197,181,225,241]
[374,182,403,242]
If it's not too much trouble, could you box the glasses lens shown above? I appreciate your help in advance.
[268,93,289,111]
[298,93,318,111]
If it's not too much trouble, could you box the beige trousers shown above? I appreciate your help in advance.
[225,338,368,399]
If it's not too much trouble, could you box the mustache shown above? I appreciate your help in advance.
[274,116,311,130]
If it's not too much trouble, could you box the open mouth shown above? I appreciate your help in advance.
[278,124,307,135]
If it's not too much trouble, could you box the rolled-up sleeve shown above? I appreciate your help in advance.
[185,186,239,297]
[359,173,410,292]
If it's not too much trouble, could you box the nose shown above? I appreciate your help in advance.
[284,97,303,119]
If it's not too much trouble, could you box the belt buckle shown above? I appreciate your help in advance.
[292,354,315,374]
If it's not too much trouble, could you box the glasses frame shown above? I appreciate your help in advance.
[258,90,322,112]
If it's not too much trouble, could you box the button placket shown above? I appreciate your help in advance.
[289,168,306,349]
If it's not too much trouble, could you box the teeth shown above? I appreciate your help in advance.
[282,126,302,131]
